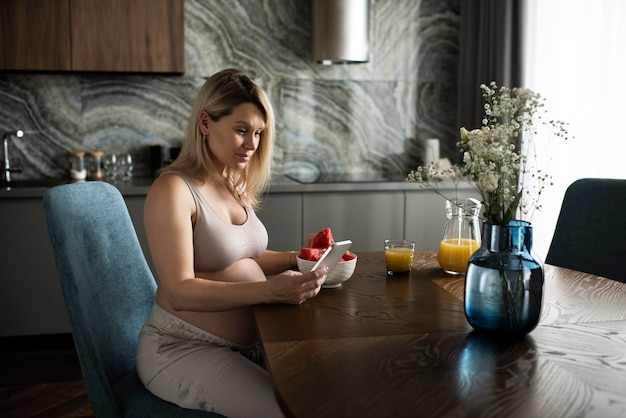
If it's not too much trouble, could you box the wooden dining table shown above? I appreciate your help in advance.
[253,251,626,418]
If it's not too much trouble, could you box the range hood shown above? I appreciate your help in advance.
[313,0,370,65]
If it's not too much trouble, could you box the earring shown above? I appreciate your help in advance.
[203,134,207,142]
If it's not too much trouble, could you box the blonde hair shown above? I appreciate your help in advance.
[162,68,275,209]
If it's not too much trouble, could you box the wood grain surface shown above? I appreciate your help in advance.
[254,252,626,418]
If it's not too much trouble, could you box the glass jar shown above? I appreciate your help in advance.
[437,198,482,274]
[86,151,104,180]
[69,151,86,181]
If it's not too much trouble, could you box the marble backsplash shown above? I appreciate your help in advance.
[0,0,460,181]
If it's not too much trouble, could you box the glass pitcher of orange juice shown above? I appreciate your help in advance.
[437,198,481,274]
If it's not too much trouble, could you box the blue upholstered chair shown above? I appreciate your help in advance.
[546,178,626,283]
[43,182,224,418]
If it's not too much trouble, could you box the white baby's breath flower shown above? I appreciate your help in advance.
[407,82,571,225]
[478,172,499,193]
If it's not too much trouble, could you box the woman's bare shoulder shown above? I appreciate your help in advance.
[149,172,191,194]
[146,173,194,211]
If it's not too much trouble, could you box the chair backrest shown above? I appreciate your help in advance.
[546,178,626,283]
[43,182,157,417]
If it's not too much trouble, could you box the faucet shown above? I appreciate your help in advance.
[3,130,24,183]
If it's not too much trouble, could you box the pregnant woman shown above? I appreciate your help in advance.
[136,68,326,417]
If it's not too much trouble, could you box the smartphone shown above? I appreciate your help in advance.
[312,240,352,272]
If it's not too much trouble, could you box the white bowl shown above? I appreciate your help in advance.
[297,254,358,288]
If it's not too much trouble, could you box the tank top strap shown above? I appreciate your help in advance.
[164,171,203,206]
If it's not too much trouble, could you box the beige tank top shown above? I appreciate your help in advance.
[168,172,268,272]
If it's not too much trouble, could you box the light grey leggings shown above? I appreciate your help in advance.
[136,304,284,418]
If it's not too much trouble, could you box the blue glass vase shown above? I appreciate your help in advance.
[464,221,544,336]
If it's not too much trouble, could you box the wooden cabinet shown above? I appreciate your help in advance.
[70,0,184,73]
[0,0,184,73]
[0,0,72,71]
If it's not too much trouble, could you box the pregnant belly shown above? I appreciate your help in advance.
[168,307,258,345]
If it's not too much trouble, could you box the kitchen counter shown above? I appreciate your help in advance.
[0,177,154,198]
[0,174,468,198]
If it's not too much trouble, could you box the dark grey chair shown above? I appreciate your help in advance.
[43,181,225,418]
[546,178,626,283]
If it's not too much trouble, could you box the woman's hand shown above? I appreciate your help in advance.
[265,267,327,305]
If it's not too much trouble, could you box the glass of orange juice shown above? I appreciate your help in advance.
[384,239,415,275]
